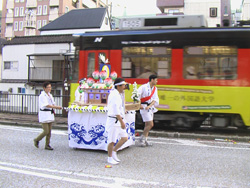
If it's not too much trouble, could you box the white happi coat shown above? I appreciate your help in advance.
[106,89,125,127]
[38,91,55,123]
[138,82,159,114]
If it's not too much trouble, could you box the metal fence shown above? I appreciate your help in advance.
[0,93,69,117]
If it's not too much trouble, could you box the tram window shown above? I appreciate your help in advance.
[87,53,95,78]
[122,47,172,79]
[183,46,238,80]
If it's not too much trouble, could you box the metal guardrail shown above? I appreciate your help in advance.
[0,93,69,117]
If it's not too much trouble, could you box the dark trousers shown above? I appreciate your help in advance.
[34,123,52,146]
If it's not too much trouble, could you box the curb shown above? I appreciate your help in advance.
[144,130,250,142]
[0,121,68,130]
[1,121,250,143]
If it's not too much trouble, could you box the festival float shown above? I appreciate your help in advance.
[67,55,140,151]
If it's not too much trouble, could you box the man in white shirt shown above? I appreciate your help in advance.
[34,82,62,150]
[106,78,128,165]
[138,75,159,147]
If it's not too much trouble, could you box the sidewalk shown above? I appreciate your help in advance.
[0,113,68,130]
[0,113,249,142]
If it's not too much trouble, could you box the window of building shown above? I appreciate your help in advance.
[35,89,61,96]
[14,7,19,17]
[168,9,179,15]
[43,5,47,15]
[18,87,26,94]
[224,6,228,15]
[54,90,61,96]
[42,20,47,26]
[4,61,19,71]
[210,7,217,17]
[19,21,23,31]
[15,0,20,2]
[37,5,42,15]
[87,53,95,78]
[35,89,43,95]
[183,46,238,80]
[14,21,18,31]
[4,62,11,69]
[20,0,24,2]
[37,20,42,29]
[122,47,172,79]
[20,7,24,16]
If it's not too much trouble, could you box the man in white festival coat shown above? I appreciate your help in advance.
[138,74,159,146]
[34,82,62,150]
[106,78,128,165]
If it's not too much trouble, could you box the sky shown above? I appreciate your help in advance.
[0,0,243,15]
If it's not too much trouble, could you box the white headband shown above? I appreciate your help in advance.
[114,81,126,86]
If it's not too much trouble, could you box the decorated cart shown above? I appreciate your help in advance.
[67,66,140,151]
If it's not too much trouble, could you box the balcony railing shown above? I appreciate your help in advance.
[24,20,36,28]
[29,67,68,82]
[50,0,59,6]
[26,0,37,8]
[6,0,14,9]
[6,12,14,23]
[49,9,59,21]
[5,27,14,38]
[83,0,96,8]
[157,0,184,7]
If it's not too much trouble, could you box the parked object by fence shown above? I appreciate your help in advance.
[0,93,69,116]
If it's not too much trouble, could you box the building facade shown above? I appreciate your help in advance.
[242,0,250,20]
[157,0,232,27]
[1,0,107,39]
[0,8,110,97]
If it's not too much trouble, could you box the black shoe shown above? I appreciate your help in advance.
[34,139,39,148]
[45,145,54,150]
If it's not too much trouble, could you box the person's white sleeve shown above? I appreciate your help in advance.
[152,87,159,106]
[39,95,49,109]
[113,95,121,115]
[138,85,143,98]
[51,95,56,105]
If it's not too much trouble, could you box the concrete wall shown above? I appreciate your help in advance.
[1,42,72,94]
[184,0,221,27]
[2,44,35,80]
[242,0,250,20]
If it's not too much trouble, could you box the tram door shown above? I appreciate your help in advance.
[85,50,110,78]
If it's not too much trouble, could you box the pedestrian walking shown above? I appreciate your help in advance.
[106,78,128,165]
[33,81,62,150]
[138,74,159,146]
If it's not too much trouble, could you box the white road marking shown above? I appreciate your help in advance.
[173,139,205,146]
[0,165,121,188]
[0,161,160,187]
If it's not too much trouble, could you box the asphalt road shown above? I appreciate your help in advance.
[0,124,250,188]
